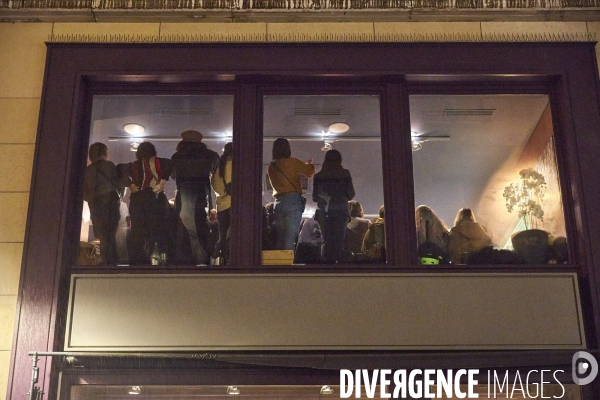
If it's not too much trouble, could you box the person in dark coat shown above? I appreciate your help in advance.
[126,141,173,264]
[312,149,355,263]
[171,130,219,265]
[83,142,123,265]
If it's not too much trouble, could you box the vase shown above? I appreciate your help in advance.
[511,229,550,264]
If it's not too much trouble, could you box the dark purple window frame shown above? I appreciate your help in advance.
[6,42,600,400]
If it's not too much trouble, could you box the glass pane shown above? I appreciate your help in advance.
[262,94,385,265]
[79,95,234,266]
[411,94,568,265]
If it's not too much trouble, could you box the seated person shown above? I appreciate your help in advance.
[362,205,386,261]
[294,215,322,264]
[415,205,449,264]
[346,200,371,256]
[415,205,448,249]
[549,236,568,264]
[446,208,493,264]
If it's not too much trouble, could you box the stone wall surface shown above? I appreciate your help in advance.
[0,22,51,400]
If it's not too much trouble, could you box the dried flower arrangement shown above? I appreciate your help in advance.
[503,168,546,230]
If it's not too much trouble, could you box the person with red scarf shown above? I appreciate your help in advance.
[126,141,173,264]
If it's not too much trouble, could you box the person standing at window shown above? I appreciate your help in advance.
[171,130,219,265]
[211,142,232,263]
[313,150,355,263]
[83,142,123,265]
[126,141,172,265]
[267,138,315,251]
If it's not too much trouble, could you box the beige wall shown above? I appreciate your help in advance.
[1,20,600,400]
[0,22,52,400]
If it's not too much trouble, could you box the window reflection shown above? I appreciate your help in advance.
[80,95,234,266]
[411,95,568,265]
[261,95,385,265]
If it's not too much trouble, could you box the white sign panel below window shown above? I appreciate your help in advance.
[65,273,584,351]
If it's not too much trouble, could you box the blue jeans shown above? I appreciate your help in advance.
[176,181,209,264]
[273,193,304,251]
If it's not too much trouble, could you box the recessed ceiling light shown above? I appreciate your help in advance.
[128,386,141,395]
[130,142,140,152]
[328,122,349,133]
[123,123,145,136]
[412,140,422,151]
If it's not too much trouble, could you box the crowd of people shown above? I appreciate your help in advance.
[415,205,493,265]
[84,130,231,265]
[86,134,560,266]
[415,205,568,265]
[262,138,385,264]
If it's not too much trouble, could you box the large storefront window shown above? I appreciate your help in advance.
[261,94,385,265]
[410,94,567,265]
[79,94,234,266]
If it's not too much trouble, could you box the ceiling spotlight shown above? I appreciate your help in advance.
[320,386,334,395]
[227,386,240,395]
[130,142,140,152]
[321,142,333,152]
[328,122,349,133]
[128,386,141,395]
[123,123,145,136]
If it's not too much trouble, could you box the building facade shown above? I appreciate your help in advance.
[2,4,600,400]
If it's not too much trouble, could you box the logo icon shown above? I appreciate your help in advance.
[572,351,598,385]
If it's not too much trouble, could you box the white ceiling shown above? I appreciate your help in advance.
[410,94,549,226]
